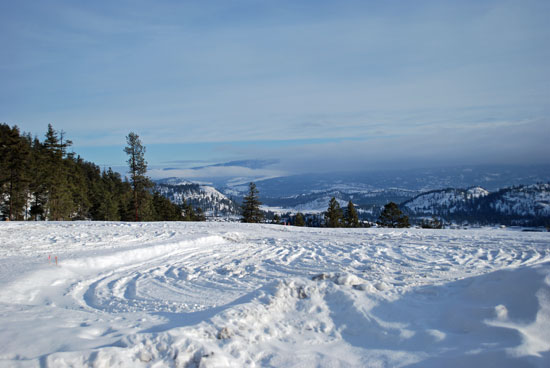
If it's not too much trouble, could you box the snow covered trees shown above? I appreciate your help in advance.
[241,182,264,223]
[377,202,410,228]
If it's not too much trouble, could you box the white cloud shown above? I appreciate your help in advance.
[148,165,286,181]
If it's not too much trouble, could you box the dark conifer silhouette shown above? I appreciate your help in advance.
[344,200,360,228]
[241,182,264,223]
[295,212,306,227]
[378,202,410,228]
[324,197,343,227]
[124,132,153,221]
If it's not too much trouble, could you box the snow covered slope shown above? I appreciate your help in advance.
[156,178,239,216]
[403,187,489,215]
[489,183,550,217]
[403,184,550,225]
[0,222,549,367]
[261,188,418,214]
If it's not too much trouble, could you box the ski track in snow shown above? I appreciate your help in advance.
[0,222,549,367]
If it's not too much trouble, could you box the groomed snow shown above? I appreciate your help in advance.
[0,222,549,367]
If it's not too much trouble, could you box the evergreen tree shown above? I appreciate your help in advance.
[28,137,47,220]
[66,155,92,219]
[178,199,206,221]
[0,125,31,220]
[294,212,306,227]
[377,202,410,228]
[152,191,184,221]
[181,199,195,221]
[344,200,360,228]
[123,132,152,221]
[0,123,245,223]
[241,182,264,223]
[193,207,206,221]
[272,214,281,224]
[102,168,126,220]
[42,124,74,220]
[324,197,343,227]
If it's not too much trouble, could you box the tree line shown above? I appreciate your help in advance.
[241,182,411,228]
[0,123,203,222]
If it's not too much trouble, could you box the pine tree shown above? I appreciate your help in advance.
[344,200,360,228]
[152,191,184,221]
[42,124,74,220]
[324,197,343,227]
[294,212,306,226]
[0,125,31,220]
[66,155,91,220]
[28,137,47,220]
[193,207,206,221]
[377,202,410,228]
[241,182,264,223]
[123,132,152,221]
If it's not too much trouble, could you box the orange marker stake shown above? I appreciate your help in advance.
[55,256,58,266]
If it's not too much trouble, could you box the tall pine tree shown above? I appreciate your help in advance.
[344,200,360,228]
[241,182,263,223]
[42,124,74,220]
[324,197,343,227]
[124,132,152,221]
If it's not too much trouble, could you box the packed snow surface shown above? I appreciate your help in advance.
[0,222,549,367]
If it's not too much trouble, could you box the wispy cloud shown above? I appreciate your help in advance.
[1,0,549,174]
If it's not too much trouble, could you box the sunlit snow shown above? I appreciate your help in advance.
[0,222,549,367]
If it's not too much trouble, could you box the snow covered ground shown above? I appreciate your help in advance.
[0,222,549,367]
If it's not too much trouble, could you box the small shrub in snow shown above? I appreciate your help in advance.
[216,327,232,340]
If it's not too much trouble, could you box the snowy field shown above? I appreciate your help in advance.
[0,222,549,367]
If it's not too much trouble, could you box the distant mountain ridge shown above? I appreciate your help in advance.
[402,187,490,215]
[218,164,550,198]
[155,178,239,217]
[261,188,418,214]
[154,165,550,225]
[402,183,550,226]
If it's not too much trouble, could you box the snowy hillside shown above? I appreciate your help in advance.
[402,184,550,225]
[489,183,550,217]
[1,222,549,367]
[156,178,239,216]
[403,187,489,215]
[263,195,349,214]
[261,188,418,214]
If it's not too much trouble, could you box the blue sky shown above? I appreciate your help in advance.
[1,0,549,179]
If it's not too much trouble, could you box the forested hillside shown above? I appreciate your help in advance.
[0,124,187,221]
[402,184,550,226]
[155,179,239,217]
